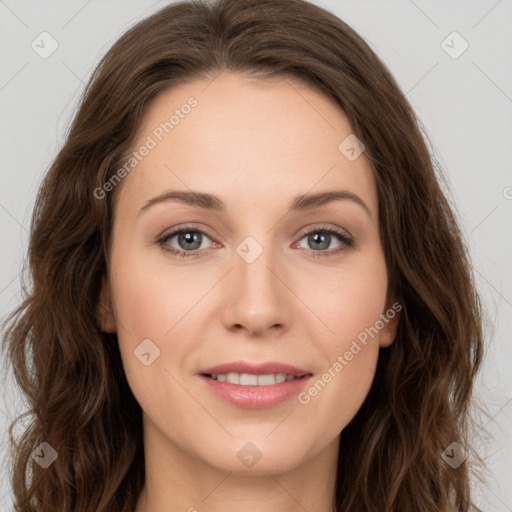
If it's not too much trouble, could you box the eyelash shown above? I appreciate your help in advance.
[157,224,354,260]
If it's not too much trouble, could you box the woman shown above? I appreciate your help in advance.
[1,0,486,510]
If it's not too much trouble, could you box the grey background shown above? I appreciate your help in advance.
[1,0,511,510]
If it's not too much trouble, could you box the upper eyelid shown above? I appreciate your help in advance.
[159,224,216,242]
[296,224,351,239]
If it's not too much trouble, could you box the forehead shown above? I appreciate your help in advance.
[115,72,377,216]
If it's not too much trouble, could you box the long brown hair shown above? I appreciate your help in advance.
[1,0,487,510]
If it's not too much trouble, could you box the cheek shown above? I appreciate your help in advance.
[113,270,170,340]
[110,243,199,340]
[298,276,384,433]
[314,251,388,343]
[107,252,183,386]
[108,263,191,423]
[298,344,378,442]
[298,253,387,428]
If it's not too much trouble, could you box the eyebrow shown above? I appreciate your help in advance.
[138,189,372,218]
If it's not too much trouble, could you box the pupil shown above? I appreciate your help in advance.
[180,231,201,250]
[310,232,329,250]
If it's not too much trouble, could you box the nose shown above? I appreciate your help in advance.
[221,242,292,337]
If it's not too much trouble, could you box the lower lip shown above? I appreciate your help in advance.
[200,375,312,409]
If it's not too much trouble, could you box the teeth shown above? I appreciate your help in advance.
[240,373,258,385]
[209,372,299,386]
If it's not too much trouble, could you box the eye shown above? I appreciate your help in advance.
[157,226,215,259]
[294,225,354,258]
[157,224,354,259]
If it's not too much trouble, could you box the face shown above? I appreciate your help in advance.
[98,72,399,475]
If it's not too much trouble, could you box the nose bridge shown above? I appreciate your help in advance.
[222,235,289,334]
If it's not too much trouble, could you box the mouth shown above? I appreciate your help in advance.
[199,360,312,384]
[201,372,311,386]
[198,361,314,409]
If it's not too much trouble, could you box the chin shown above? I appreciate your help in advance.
[197,436,314,475]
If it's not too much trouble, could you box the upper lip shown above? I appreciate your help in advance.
[200,361,312,377]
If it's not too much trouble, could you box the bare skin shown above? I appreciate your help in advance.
[98,72,400,512]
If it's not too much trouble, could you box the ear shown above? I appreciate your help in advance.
[378,294,401,348]
[97,276,116,333]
